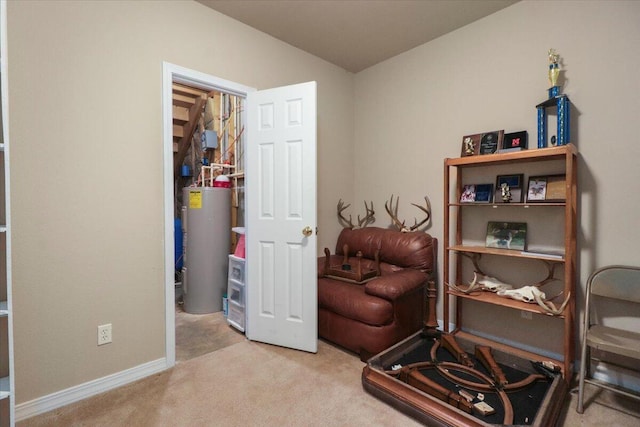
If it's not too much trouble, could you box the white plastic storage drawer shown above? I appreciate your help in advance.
[228,255,245,284]
[228,279,245,306]
[227,300,245,332]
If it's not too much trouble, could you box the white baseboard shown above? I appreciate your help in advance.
[16,358,167,421]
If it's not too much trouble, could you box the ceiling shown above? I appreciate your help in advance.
[197,0,518,73]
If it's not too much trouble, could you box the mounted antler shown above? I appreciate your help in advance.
[385,195,431,232]
[337,199,375,229]
[446,256,569,316]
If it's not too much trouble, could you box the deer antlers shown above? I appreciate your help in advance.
[337,199,375,229]
[385,195,431,232]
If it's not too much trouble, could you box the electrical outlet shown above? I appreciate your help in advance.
[521,310,533,320]
[98,323,112,345]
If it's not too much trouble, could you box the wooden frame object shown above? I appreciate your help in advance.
[494,174,524,203]
[443,144,578,379]
[527,174,566,203]
[485,221,527,251]
[363,331,567,427]
[461,131,505,157]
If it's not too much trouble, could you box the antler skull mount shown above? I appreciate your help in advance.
[385,194,431,232]
[447,254,570,316]
[336,199,375,229]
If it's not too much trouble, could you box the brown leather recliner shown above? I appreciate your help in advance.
[317,227,437,361]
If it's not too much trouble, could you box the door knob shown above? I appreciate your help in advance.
[302,226,313,237]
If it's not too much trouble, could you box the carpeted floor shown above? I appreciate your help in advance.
[174,305,245,362]
[18,310,640,426]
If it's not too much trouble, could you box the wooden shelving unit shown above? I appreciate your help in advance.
[443,144,577,380]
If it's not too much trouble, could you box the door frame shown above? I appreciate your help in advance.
[162,62,254,367]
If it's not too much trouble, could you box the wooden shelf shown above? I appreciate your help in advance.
[447,245,565,261]
[446,285,566,318]
[443,142,577,380]
[445,144,576,168]
[449,202,565,207]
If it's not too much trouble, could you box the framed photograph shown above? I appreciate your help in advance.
[499,131,528,153]
[474,183,494,203]
[459,183,493,203]
[545,174,567,202]
[479,130,505,155]
[486,221,527,251]
[494,174,524,203]
[461,134,481,157]
[526,176,547,202]
[460,184,476,203]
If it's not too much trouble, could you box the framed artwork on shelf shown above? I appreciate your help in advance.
[486,221,527,251]
[460,130,505,157]
[498,130,528,153]
[526,176,547,202]
[460,184,476,202]
[494,174,524,203]
[474,183,494,203]
[461,133,481,157]
[544,174,567,202]
[479,130,504,155]
[526,174,566,202]
[459,183,494,203]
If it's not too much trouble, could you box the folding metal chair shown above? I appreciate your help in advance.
[577,265,640,413]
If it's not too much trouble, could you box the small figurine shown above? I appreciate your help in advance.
[548,48,560,88]
[463,136,475,155]
[500,182,512,203]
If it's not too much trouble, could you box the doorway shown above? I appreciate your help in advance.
[162,63,254,368]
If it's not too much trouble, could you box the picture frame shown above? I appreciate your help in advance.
[461,134,481,157]
[479,130,505,155]
[459,183,494,203]
[494,174,524,203]
[460,184,476,203]
[525,174,566,202]
[526,176,547,202]
[486,221,527,251]
[460,130,505,157]
[543,174,567,202]
[499,130,528,153]
[474,183,494,203]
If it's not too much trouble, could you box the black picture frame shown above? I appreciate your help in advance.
[479,130,505,155]
[495,174,524,203]
[474,183,494,203]
[501,131,528,151]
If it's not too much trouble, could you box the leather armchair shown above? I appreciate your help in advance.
[318,227,437,361]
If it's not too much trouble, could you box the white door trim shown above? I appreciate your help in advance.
[161,62,254,367]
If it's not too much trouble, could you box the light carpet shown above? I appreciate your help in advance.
[18,335,640,426]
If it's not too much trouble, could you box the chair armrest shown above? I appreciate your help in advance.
[365,269,427,301]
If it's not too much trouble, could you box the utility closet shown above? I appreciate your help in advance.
[172,83,245,319]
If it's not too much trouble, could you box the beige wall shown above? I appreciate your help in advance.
[355,0,640,354]
[7,1,353,403]
[8,0,640,408]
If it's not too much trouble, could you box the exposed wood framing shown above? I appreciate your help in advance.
[173,95,206,179]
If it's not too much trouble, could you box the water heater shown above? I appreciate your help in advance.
[182,187,231,314]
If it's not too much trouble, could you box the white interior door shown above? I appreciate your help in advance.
[246,81,317,353]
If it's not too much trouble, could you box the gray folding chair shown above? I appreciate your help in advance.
[577,265,640,413]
